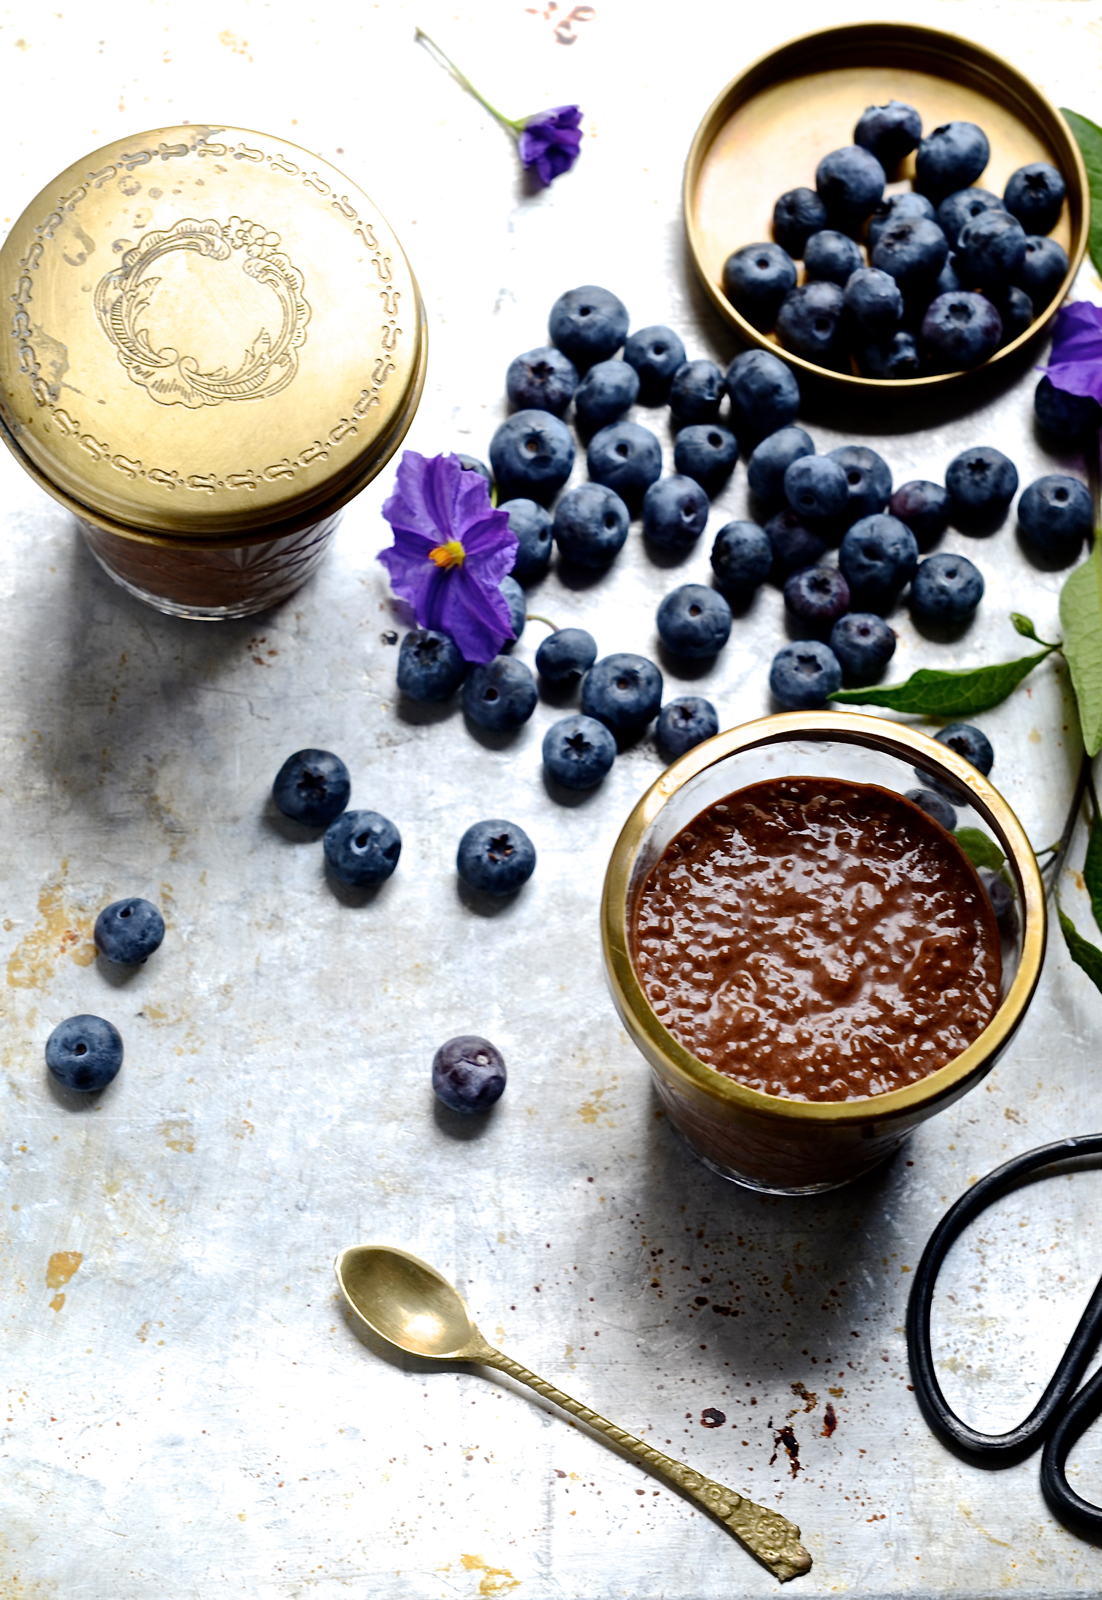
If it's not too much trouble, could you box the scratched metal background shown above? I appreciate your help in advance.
[3,1,1102,1595]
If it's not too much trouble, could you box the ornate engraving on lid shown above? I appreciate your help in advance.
[93,217,311,408]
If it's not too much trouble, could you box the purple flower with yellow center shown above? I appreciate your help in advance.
[378,452,518,665]
[415,28,583,188]
[1044,301,1102,404]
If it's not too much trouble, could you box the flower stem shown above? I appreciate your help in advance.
[414,27,522,134]
[1042,751,1091,897]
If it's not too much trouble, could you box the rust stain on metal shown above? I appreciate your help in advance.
[45,1251,82,1289]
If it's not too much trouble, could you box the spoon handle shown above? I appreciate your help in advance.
[478,1345,811,1582]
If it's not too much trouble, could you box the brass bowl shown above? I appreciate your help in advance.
[683,22,1088,392]
[600,712,1046,1193]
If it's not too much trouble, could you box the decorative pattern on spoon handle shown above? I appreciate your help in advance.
[480,1347,811,1581]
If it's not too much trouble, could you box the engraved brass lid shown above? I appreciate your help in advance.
[0,125,426,543]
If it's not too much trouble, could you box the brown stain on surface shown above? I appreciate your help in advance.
[161,1120,195,1153]
[7,867,95,988]
[45,1251,82,1290]
[822,1402,838,1437]
[459,1555,520,1595]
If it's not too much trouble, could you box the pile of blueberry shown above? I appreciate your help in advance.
[722,101,1070,377]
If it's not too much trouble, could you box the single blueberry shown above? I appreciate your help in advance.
[765,509,829,577]
[574,358,640,431]
[586,420,662,507]
[46,1014,123,1092]
[866,192,936,253]
[826,445,893,523]
[656,583,732,658]
[904,788,958,832]
[748,427,815,506]
[829,612,896,682]
[936,722,994,775]
[991,285,1034,346]
[956,210,1027,292]
[542,713,616,789]
[815,145,886,232]
[581,652,663,742]
[656,696,720,761]
[673,425,738,495]
[783,565,851,630]
[456,454,492,483]
[623,324,687,404]
[323,810,402,887]
[489,409,575,504]
[548,285,629,368]
[945,446,1018,528]
[889,480,951,548]
[854,101,922,172]
[933,254,964,297]
[769,641,843,709]
[1015,236,1069,308]
[432,1035,507,1113]
[783,454,849,521]
[535,627,598,684]
[1034,375,1102,439]
[843,267,904,338]
[772,187,829,258]
[500,575,526,645]
[1004,162,1066,236]
[776,281,848,363]
[871,217,949,297]
[397,630,469,702]
[553,483,630,568]
[1017,473,1093,562]
[921,292,1003,372]
[456,819,536,896]
[668,359,725,426]
[721,243,797,327]
[710,519,773,600]
[462,656,538,731]
[979,867,1015,923]
[506,346,578,415]
[725,350,801,443]
[936,188,1005,248]
[838,514,919,611]
[910,553,985,623]
[804,230,864,287]
[502,498,553,586]
[272,749,351,826]
[642,475,710,552]
[858,329,922,379]
[915,121,991,202]
[94,898,166,965]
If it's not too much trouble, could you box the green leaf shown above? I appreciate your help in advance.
[1011,613,1059,648]
[1058,906,1102,998]
[954,827,1006,872]
[829,650,1053,716]
[1085,811,1102,936]
[1061,108,1102,278]
[1059,542,1102,757]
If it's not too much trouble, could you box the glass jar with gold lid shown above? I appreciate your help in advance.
[0,124,426,619]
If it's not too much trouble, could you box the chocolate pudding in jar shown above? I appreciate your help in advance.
[0,125,426,619]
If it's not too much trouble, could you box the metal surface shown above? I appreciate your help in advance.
[2,2,1102,1596]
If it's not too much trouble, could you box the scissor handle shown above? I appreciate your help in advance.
[906,1134,1102,1476]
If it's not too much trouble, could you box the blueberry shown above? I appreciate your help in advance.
[866,192,936,252]
[826,445,892,523]
[542,713,616,789]
[535,627,598,684]
[500,575,526,644]
[586,420,662,507]
[783,454,849,521]
[933,254,964,297]
[769,641,843,709]
[991,285,1034,346]
[642,474,709,552]
[272,748,351,825]
[548,285,629,369]
[838,514,918,611]
[946,446,1018,528]
[776,281,847,363]
[815,145,885,232]
[904,788,958,831]
[921,292,1002,371]
[956,211,1027,292]
[656,583,732,657]
[432,1035,507,1113]
[843,267,903,338]
[1004,162,1066,236]
[889,480,951,548]
[623,324,687,404]
[574,359,640,431]
[829,612,896,681]
[323,810,402,886]
[502,498,553,585]
[910,553,985,623]
[725,350,801,443]
[765,508,828,577]
[457,454,492,483]
[489,409,575,504]
[858,330,922,380]
[1017,473,1093,562]
[748,427,815,506]
[721,243,797,326]
[668,359,725,426]
[506,346,578,415]
[94,898,166,965]
[553,483,630,568]
[871,218,949,297]
[456,819,536,895]
[1015,236,1069,308]
[772,187,829,258]
[1034,374,1102,439]
[710,519,773,599]
[462,656,538,731]
[804,230,864,287]
[656,696,720,760]
[783,565,851,630]
[979,867,1015,922]
[936,188,1004,248]
[673,425,738,494]
[46,1015,123,1092]
[581,652,663,742]
[915,122,990,202]
[854,101,922,172]
[936,722,994,776]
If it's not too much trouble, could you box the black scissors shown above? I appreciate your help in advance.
[906,1133,1102,1540]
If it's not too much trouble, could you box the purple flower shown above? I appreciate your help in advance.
[518,106,584,187]
[1045,301,1102,404]
[378,452,518,665]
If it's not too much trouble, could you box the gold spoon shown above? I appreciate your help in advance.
[334,1244,812,1582]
